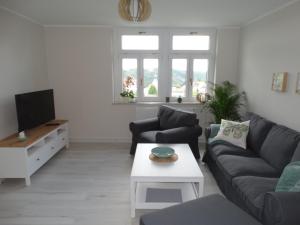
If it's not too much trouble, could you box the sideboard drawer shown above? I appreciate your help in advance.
[57,132,68,150]
[28,145,50,176]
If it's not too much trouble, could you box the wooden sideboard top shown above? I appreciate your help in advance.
[0,120,68,148]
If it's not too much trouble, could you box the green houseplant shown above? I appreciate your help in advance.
[203,81,245,123]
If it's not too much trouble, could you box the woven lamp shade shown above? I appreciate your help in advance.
[119,0,151,22]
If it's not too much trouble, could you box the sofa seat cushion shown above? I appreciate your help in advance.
[139,131,158,143]
[209,144,258,161]
[216,155,280,182]
[260,125,300,172]
[232,176,278,219]
[140,194,262,225]
[244,112,274,153]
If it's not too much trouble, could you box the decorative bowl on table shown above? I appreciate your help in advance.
[151,147,175,158]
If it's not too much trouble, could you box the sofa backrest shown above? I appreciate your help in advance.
[243,112,275,153]
[291,142,300,162]
[260,125,300,172]
[157,105,198,130]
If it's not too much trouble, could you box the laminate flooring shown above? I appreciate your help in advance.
[0,143,220,225]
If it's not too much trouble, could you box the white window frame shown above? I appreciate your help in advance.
[113,28,216,103]
[169,29,216,54]
[169,55,190,99]
[140,55,162,101]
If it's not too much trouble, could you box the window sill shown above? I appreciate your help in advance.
[112,101,204,106]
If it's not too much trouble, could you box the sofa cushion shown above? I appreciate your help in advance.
[275,161,300,192]
[232,176,278,219]
[260,125,300,172]
[208,124,221,138]
[216,155,280,182]
[158,105,197,130]
[140,194,262,225]
[245,113,274,153]
[209,144,258,161]
[139,131,158,143]
[291,142,300,162]
[212,119,250,149]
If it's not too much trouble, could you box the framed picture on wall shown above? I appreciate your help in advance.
[272,72,288,92]
[296,73,300,94]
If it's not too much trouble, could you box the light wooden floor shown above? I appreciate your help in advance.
[0,143,220,225]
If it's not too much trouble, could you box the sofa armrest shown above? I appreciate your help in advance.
[263,192,300,225]
[205,127,212,142]
[156,126,202,143]
[129,118,160,135]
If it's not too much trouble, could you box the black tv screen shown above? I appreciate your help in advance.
[15,89,55,131]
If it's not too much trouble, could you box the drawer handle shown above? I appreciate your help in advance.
[62,138,65,141]
[51,146,55,150]
[36,158,40,161]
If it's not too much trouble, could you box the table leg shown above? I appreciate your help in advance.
[25,176,31,186]
[198,180,204,197]
[130,180,136,218]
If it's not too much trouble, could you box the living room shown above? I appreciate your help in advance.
[0,0,299,225]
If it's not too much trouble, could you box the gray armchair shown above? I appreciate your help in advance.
[129,105,202,159]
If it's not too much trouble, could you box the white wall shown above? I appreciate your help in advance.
[45,27,136,142]
[239,1,300,131]
[0,8,49,139]
[45,27,240,142]
[215,28,240,84]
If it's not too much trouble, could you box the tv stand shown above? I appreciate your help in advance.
[46,123,61,126]
[0,120,69,186]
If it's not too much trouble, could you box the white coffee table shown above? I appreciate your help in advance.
[130,143,204,217]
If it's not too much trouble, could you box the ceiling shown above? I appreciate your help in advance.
[0,0,297,27]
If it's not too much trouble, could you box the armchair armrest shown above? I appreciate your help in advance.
[263,192,300,225]
[129,117,160,135]
[156,126,202,143]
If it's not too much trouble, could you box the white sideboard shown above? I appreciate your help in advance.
[0,120,69,186]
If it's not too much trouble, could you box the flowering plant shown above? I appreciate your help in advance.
[120,76,135,99]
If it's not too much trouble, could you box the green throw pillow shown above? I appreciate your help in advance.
[209,124,221,138]
[275,161,300,192]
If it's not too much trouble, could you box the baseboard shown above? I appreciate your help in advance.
[70,137,132,143]
[70,137,206,145]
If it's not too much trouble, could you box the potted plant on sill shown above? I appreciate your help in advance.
[203,81,246,123]
[120,75,136,103]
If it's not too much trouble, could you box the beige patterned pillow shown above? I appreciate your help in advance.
[212,119,250,149]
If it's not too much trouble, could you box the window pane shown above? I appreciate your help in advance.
[172,59,187,97]
[193,59,209,96]
[172,35,210,50]
[122,58,137,96]
[143,59,159,97]
[122,35,159,50]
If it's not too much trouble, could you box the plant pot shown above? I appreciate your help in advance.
[122,97,135,103]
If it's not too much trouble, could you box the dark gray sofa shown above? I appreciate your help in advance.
[140,194,262,225]
[203,112,300,225]
[129,105,202,159]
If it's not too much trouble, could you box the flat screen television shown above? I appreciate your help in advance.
[15,89,55,131]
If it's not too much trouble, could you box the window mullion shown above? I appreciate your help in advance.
[137,56,143,100]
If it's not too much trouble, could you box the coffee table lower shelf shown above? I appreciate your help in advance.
[131,182,201,217]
